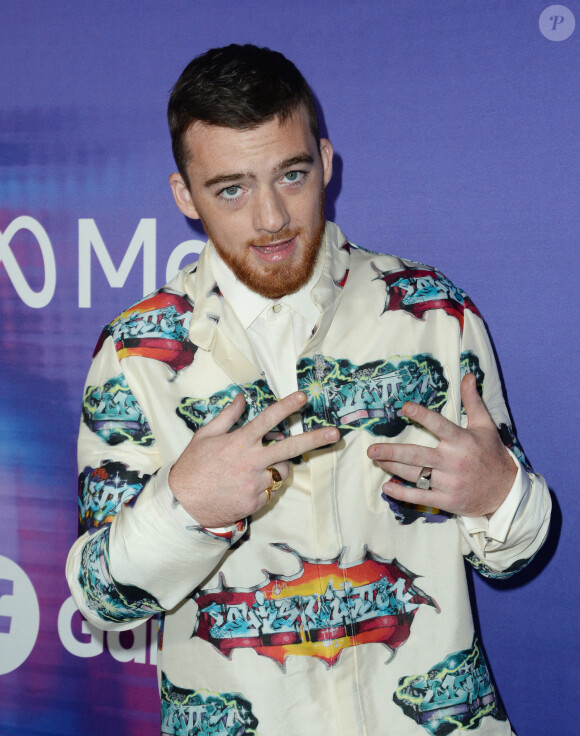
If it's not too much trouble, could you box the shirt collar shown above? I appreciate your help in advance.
[209,239,324,331]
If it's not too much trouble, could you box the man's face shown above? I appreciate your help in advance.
[169,108,333,299]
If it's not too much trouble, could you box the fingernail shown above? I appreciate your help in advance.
[325,428,339,441]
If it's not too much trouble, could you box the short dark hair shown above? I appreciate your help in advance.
[168,44,320,185]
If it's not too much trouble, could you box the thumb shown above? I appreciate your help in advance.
[461,373,494,429]
[198,392,247,437]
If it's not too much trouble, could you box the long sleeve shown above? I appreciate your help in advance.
[66,327,246,631]
[455,308,551,578]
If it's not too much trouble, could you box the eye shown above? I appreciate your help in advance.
[282,170,305,184]
[219,185,242,200]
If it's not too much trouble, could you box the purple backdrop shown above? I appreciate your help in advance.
[1,2,577,734]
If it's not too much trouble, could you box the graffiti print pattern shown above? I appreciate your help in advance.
[177,378,286,442]
[383,489,452,526]
[393,636,506,734]
[94,288,196,374]
[78,461,150,533]
[78,528,163,623]
[297,353,448,437]
[464,552,534,580]
[193,545,437,668]
[372,264,480,330]
[161,673,258,735]
[82,373,153,446]
[498,423,532,471]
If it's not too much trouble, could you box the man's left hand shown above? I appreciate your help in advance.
[367,373,517,518]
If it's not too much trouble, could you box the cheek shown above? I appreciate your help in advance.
[293,190,321,223]
[223,217,253,246]
[202,206,246,240]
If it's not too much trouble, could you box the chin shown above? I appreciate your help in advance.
[243,250,319,298]
[207,208,326,299]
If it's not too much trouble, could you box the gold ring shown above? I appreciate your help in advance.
[266,466,283,492]
[263,467,283,503]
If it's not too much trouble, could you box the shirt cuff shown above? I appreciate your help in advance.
[108,463,246,612]
[159,463,247,542]
[457,449,529,553]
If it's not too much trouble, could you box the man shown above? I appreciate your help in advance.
[67,44,550,735]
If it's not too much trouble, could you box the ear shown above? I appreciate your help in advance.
[169,172,201,220]
[319,138,334,188]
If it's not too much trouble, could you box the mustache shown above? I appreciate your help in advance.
[249,228,301,247]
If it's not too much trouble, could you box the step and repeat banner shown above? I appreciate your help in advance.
[1,3,577,734]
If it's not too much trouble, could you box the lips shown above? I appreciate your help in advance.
[255,240,291,253]
[251,235,297,263]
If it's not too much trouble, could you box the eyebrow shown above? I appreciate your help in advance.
[275,154,315,172]
[203,153,315,189]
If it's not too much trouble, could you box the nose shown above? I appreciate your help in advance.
[253,187,290,234]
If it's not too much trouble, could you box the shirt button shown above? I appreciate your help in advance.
[273,304,282,313]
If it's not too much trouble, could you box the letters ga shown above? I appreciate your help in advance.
[0,216,204,309]
[0,556,155,674]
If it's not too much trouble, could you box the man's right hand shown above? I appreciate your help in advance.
[168,391,340,528]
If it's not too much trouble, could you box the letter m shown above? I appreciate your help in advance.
[78,219,156,308]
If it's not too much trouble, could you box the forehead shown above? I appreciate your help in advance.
[184,109,319,180]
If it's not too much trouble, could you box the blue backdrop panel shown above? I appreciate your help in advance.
[0,2,577,734]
